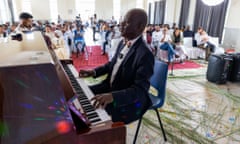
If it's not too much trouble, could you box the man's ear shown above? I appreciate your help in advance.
[137,23,146,32]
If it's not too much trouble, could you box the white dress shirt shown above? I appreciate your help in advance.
[159,33,172,46]
[110,36,141,85]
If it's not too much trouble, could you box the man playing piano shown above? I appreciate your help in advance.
[79,9,154,124]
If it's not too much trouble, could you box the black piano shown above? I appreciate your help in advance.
[0,32,126,144]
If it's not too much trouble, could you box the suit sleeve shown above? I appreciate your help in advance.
[94,40,123,78]
[111,51,154,107]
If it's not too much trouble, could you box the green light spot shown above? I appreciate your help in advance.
[113,101,117,108]
[0,122,9,136]
[34,118,46,121]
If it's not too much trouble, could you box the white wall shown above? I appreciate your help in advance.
[223,0,240,51]
[57,0,76,20]
[121,0,136,16]
[10,0,146,22]
[14,0,22,20]
[225,0,240,28]
[95,0,113,20]
[32,0,50,20]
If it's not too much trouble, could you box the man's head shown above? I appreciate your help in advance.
[174,28,180,35]
[186,25,191,31]
[155,25,160,32]
[10,24,17,32]
[45,25,52,33]
[198,26,203,33]
[19,12,33,28]
[120,8,147,40]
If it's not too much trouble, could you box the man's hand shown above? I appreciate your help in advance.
[91,93,114,109]
[79,69,95,77]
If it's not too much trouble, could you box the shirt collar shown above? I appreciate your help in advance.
[124,35,141,48]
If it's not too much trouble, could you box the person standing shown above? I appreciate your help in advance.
[92,14,98,41]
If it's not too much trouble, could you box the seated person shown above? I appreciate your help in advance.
[102,25,114,55]
[79,8,154,124]
[51,31,65,49]
[45,25,55,40]
[171,28,188,62]
[73,25,86,53]
[159,27,178,62]
[195,27,216,59]
[0,25,7,38]
[151,25,162,55]
[146,25,153,45]
[183,25,194,38]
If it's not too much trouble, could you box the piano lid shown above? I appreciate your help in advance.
[0,32,53,68]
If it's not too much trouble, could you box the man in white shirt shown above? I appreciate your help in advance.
[194,27,216,60]
[195,27,209,46]
[79,9,154,124]
[151,25,162,51]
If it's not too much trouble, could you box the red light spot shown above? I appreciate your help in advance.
[56,120,71,134]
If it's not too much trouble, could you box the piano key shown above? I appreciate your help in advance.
[89,118,101,123]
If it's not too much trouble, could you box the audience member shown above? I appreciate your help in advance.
[159,27,178,62]
[183,25,194,37]
[102,25,114,55]
[0,25,7,38]
[151,25,162,55]
[92,14,98,41]
[171,28,188,62]
[194,27,216,60]
[73,25,86,55]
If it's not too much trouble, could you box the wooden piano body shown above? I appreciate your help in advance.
[0,32,126,144]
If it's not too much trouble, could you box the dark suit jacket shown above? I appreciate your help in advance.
[90,37,154,124]
[183,30,194,38]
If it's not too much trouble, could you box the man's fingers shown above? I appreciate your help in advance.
[102,102,107,109]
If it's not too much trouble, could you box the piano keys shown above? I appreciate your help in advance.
[62,63,111,125]
[0,32,126,144]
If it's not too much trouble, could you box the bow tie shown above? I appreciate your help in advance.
[124,40,132,48]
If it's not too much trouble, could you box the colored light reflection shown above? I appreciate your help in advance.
[34,96,44,102]
[35,71,51,84]
[14,79,29,88]
[135,102,141,108]
[20,103,33,109]
[56,120,71,134]
[0,122,9,136]
[34,118,46,121]
[48,106,56,110]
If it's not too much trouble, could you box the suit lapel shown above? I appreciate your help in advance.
[111,37,143,86]
[122,37,142,66]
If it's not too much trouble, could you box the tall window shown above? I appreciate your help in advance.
[75,0,95,21]
[113,0,121,23]
[12,0,18,22]
[49,0,58,23]
[22,0,32,13]
[136,0,143,8]
[0,0,10,23]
